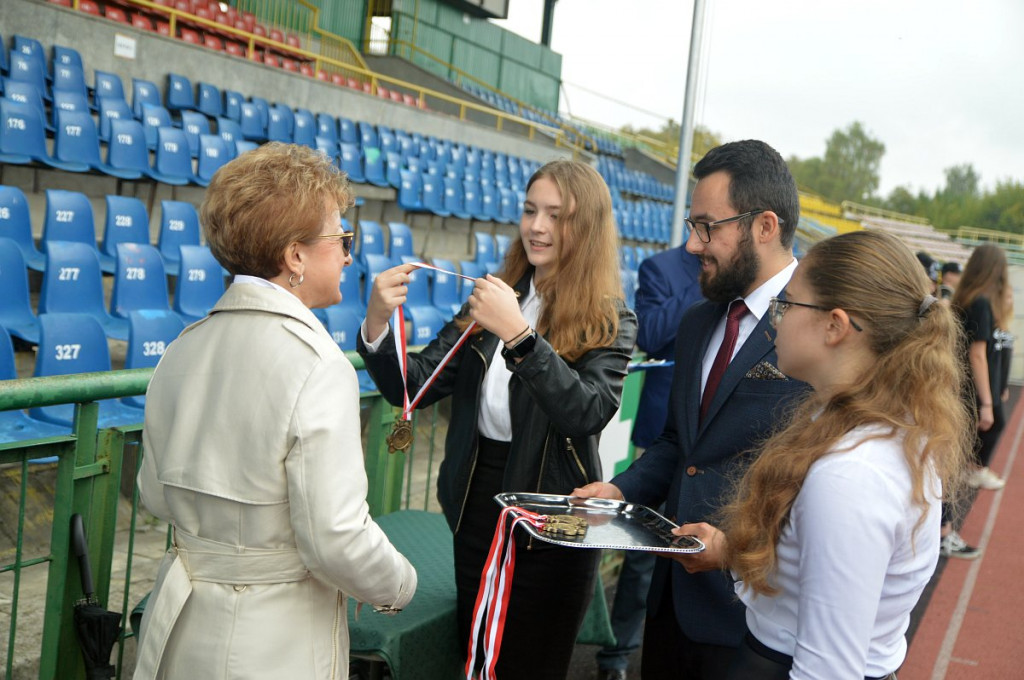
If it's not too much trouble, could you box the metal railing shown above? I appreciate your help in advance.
[841,199,931,225]
[0,355,443,679]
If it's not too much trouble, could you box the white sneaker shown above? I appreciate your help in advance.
[970,467,1005,490]
[939,531,982,560]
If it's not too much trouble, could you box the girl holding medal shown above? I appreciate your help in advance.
[359,159,637,678]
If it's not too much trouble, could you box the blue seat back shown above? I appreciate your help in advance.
[397,169,423,212]
[42,189,96,247]
[293,108,316,148]
[51,108,101,171]
[339,117,357,144]
[316,113,338,145]
[158,201,201,274]
[131,77,161,119]
[34,313,111,377]
[179,110,211,157]
[101,195,150,261]
[111,243,170,318]
[430,257,460,313]
[3,79,46,119]
[474,231,496,265]
[51,90,89,128]
[196,82,222,117]
[103,117,150,178]
[52,63,87,97]
[363,147,387,186]
[358,121,378,149]
[339,143,364,182]
[151,126,195,185]
[322,305,361,350]
[223,90,243,122]
[0,237,38,343]
[315,136,338,164]
[443,176,465,216]
[337,264,363,313]
[39,241,107,317]
[196,134,230,185]
[388,222,414,264]
[98,96,132,142]
[267,104,294,143]
[93,70,125,103]
[174,245,226,322]
[0,98,49,165]
[495,234,511,261]
[215,117,242,160]
[0,185,44,269]
[239,102,266,141]
[166,73,195,111]
[141,102,173,149]
[464,179,484,220]
[8,52,48,98]
[356,220,386,265]
[361,253,393,307]
[124,309,185,409]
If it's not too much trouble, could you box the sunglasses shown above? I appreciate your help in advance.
[316,230,355,256]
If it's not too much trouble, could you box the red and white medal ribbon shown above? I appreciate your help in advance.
[391,262,478,421]
[465,506,547,680]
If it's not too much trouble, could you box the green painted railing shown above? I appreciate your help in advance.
[0,352,441,679]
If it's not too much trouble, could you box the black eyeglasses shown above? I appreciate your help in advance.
[685,209,780,243]
[316,230,355,256]
[768,297,863,332]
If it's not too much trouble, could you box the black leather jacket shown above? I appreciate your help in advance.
[357,273,638,533]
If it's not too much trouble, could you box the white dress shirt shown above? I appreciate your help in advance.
[700,258,797,394]
[736,425,941,678]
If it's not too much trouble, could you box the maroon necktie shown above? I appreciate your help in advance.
[700,300,750,422]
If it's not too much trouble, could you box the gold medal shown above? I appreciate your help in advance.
[540,514,588,539]
[386,418,414,454]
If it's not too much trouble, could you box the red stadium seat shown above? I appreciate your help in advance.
[156,21,171,36]
[105,6,130,23]
[173,0,189,12]
[300,63,315,78]
[281,59,299,72]
[49,0,72,7]
[347,77,360,89]
[377,85,391,100]
[132,14,154,31]
[194,6,211,21]
[79,0,101,15]
[180,27,201,45]
[252,23,267,38]
[317,70,331,82]
[362,81,372,93]
[332,74,346,87]
[269,28,284,43]
[286,34,302,50]
[204,35,224,51]
[263,53,280,68]
[390,90,403,104]
[224,41,245,58]
[403,93,418,107]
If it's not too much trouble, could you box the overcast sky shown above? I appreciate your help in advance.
[493,0,1024,197]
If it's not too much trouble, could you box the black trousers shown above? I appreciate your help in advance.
[977,399,1005,468]
[640,580,737,680]
[725,631,898,680]
[454,437,599,680]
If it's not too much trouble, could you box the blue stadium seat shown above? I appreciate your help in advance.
[239,102,267,141]
[379,128,397,155]
[315,136,338,165]
[140,102,173,150]
[473,231,496,265]
[111,243,171,318]
[363,148,388,187]
[99,195,150,273]
[194,134,230,187]
[458,261,484,302]
[0,237,41,344]
[49,108,103,173]
[0,185,46,270]
[196,82,222,118]
[400,258,446,345]
[480,182,501,223]
[430,257,462,319]
[320,305,376,392]
[293,108,316,148]
[3,79,48,129]
[7,52,49,101]
[316,113,338,145]
[131,77,161,119]
[174,245,226,325]
[336,263,364,315]
[361,253,392,309]
[97,96,132,142]
[39,243,129,341]
[621,268,638,309]
[358,121,378,149]
[388,222,415,265]
[13,35,45,65]
[0,327,69,445]
[157,201,201,276]
[464,179,487,221]
[0,98,56,166]
[495,233,511,261]
[215,117,242,160]
[443,176,470,220]
[385,152,403,189]
[50,89,89,130]
[150,126,197,186]
[42,189,97,250]
[397,169,424,212]
[122,310,186,409]
[249,97,270,129]
[223,90,243,122]
[101,117,150,180]
[92,70,125,105]
[166,73,195,112]
[421,172,448,217]
[339,143,364,183]
[498,187,518,224]
[339,117,357,144]
[52,63,88,98]
[267,104,294,143]
[620,245,637,272]
[234,140,259,156]
[179,110,211,158]
[29,313,143,427]
[355,220,386,273]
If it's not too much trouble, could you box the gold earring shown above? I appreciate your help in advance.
[289,272,304,287]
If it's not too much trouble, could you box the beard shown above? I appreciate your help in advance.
[699,228,760,303]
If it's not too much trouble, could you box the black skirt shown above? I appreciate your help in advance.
[453,436,599,680]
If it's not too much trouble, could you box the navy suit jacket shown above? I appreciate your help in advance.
[612,297,808,647]
[632,247,703,448]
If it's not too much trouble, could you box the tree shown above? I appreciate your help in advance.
[941,163,981,198]
[618,121,721,159]
[788,122,886,204]
[884,185,920,216]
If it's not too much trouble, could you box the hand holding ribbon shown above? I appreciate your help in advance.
[366,263,416,341]
[468,275,529,343]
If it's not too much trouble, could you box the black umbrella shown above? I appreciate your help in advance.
[71,513,123,680]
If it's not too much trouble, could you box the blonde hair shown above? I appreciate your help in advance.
[461,160,624,361]
[721,230,973,595]
[201,142,354,278]
[952,244,1010,328]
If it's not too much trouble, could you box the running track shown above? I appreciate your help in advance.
[900,388,1024,679]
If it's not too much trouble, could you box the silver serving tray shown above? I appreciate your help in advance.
[494,493,705,554]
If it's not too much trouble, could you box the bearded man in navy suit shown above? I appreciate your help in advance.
[576,139,808,680]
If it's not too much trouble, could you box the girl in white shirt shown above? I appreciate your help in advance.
[678,230,972,679]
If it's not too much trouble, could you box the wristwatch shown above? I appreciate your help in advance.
[501,330,538,361]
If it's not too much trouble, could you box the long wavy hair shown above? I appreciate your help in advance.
[721,230,973,596]
[462,160,623,361]
[952,244,1010,328]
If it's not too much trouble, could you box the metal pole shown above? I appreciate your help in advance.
[670,0,707,247]
[540,0,557,47]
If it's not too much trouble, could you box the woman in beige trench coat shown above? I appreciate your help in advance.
[134,143,416,680]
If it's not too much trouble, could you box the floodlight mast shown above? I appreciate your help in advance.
[670,0,707,248]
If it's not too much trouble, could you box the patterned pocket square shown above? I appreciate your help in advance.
[745,361,789,380]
